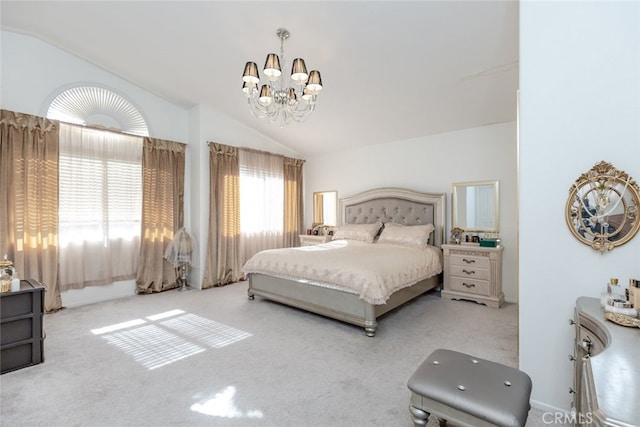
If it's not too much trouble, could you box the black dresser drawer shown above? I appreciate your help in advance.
[1,279,45,374]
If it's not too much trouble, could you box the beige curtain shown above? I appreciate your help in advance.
[136,137,185,293]
[239,149,284,262]
[202,142,240,288]
[283,157,304,247]
[0,110,62,312]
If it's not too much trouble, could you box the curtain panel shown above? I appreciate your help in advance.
[57,123,143,291]
[136,137,186,293]
[202,142,240,288]
[0,109,62,312]
[283,157,304,248]
[239,149,284,263]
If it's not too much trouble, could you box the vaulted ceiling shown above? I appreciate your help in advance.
[1,1,519,156]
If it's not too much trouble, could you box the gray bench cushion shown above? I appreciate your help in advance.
[408,349,532,427]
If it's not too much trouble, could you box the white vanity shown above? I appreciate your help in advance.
[571,297,639,426]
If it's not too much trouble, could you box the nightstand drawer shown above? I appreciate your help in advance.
[449,254,489,269]
[449,277,489,296]
[450,265,489,281]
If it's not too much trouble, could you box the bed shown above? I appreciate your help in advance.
[243,187,446,336]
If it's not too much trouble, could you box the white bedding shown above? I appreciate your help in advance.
[241,240,443,304]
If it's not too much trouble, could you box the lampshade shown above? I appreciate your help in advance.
[263,53,282,80]
[259,85,273,105]
[287,88,297,104]
[290,58,309,83]
[163,227,194,267]
[302,86,313,102]
[242,62,260,85]
[242,81,256,95]
[306,70,323,93]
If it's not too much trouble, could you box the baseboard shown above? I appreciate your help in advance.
[61,280,135,308]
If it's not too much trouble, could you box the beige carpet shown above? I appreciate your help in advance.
[1,282,555,426]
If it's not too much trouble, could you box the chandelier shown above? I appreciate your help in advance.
[242,28,323,126]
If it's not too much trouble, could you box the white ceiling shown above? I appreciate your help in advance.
[1,1,519,157]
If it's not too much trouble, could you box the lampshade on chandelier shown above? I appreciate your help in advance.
[242,28,323,126]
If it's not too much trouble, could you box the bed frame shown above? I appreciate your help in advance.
[247,187,446,337]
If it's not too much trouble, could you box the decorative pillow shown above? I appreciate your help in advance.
[332,222,383,243]
[377,223,435,249]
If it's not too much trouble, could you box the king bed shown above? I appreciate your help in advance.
[243,187,446,336]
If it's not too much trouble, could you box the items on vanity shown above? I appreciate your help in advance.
[599,277,640,326]
[629,278,640,310]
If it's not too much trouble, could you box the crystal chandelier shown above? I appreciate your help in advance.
[242,28,323,126]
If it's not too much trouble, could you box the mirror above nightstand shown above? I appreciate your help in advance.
[452,180,499,233]
[313,190,337,227]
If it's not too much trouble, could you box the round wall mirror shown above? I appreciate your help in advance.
[565,161,640,252]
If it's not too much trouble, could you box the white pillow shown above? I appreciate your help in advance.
[332,222,383,243]
[377,223,435,249]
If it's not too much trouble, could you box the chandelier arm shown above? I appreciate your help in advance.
[247,97,277,119]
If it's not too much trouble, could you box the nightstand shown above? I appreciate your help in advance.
[441,244,504,308]
[299,234,332,246]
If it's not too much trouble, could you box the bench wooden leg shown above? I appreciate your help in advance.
[409,404,429,426]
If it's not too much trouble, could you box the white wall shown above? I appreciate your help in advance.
[0,31,293,305]
[186,104,302,289]
[1,31,188,142]
[1,31,191,306]
[520,1,640,412]
[304,121,519,302]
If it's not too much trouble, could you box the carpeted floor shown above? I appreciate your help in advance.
[1,282,559,426]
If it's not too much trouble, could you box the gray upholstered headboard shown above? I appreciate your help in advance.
[339,187,446,248]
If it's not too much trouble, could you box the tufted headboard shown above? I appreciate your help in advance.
[339,187,446,248]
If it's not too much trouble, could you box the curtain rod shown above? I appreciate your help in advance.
[62,120,147,139]
[206,141,305,162]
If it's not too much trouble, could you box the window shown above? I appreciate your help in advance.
[239,150,284,262]
[57,124,142,289]
[47,86,148,136]
[47,86,148,289]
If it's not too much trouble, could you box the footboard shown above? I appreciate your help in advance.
[247,273,440,337]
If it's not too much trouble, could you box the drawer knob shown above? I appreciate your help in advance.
[580,338,593,353]
[462,269,475,275]
[462,258,476,264]
[462,282,476,288]
[569,319,575,325]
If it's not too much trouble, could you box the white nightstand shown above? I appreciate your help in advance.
[441,244,504,308]
[299,234,332,246]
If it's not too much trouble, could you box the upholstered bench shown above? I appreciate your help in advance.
[407,349,532,427]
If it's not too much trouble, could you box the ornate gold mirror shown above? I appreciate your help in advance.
[313,191,338,227]
[565,161,640,252]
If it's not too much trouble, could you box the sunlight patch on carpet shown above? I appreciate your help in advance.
[191,386,263,419]
[161,313,252,348]
[91,310,252,370]
[101,324,206,370]
[90,318,147,335]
